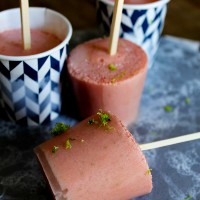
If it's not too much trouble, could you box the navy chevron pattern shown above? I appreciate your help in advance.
[97,1,168,66]
[0,45,67,126]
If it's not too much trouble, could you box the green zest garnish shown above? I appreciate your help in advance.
[65,138,76,149]
[97,110,111,126]
[146,168,152,175]
[88,110,113,131]
[88,119,98,125]
[184,194,193,200]
[52,146,59,153]
[163,105,173,112]
[111,71,126,83]
[108,63,117,71]
[185,97,191,104]
[51,123,70,136]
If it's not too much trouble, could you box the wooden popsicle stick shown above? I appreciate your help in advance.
[140,132,200,151]
[20,0,31,50]
[109,0,124,55]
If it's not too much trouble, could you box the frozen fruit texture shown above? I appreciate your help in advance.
[67,38,147,125]
[34,111,152,200]
[0,29,61,56]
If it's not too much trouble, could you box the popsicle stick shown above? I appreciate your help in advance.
[109,0,124,55]
[140,132,200,151]
[20,0,31,50]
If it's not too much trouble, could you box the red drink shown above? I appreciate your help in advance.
[0,29,61,56]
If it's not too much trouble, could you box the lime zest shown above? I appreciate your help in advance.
[88,110,113,131]
[52,146,59,153]
[97,109,111,127]
[163,105,173,112]
[185,97,191,105]
[146,168,152,175]
[88,119,98,125]
[51,123,70,136]
[108,63,117,71]
[65,138,76,150]
[184,194,193,200]
[111,71,126,83]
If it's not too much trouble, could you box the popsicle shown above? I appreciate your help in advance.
[67,37,147,125]
[0,29,62,56]
[34,110,153,200]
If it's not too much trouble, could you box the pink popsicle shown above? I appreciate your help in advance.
[0,29,61,56]
[67,38,147,126]
[34,111,152,200]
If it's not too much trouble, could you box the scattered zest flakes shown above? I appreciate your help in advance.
[106,125,114,131]
[108,63,117,71]
[65,138,76,150]
[88,110,113,131]
[88,119,98,125]
[111,71,126,83]
[97,110,111,127]
[184,194,193,200]
[146,168,152,175]
[163,105,173,112]
[52,146,59,153]
[185,97,191,105]
[51,122,70,136]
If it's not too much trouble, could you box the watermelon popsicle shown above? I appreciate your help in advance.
[34,111,152,200]
[0,29,62,56]
[67,38,148,126]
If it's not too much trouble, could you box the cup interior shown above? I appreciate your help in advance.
[0,7,72,60]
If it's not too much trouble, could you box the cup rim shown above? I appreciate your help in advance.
[0,7,73,61]
[98,0,171,9]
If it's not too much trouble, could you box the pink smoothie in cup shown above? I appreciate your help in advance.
[110,0,157,4]
[0,7,73,126]
[67,38,147,126]
[0,29,62,56]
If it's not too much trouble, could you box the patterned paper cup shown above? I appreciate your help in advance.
[0,7,72,126]
[97,0,170,67]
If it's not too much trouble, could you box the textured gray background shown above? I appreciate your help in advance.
[0,33,200,200]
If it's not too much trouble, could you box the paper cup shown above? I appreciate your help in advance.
[0,7,72,126]
[97,0,170,67]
